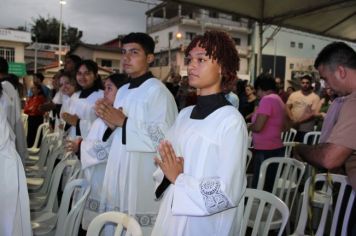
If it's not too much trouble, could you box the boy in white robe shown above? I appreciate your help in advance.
[0,86,32,236]
[152,31,247,236]
[95,33,178,235]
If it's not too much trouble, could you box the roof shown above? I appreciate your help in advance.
[77,43,122,53]
[166,0,356,42]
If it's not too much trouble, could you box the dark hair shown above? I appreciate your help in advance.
[77,60,103,90]
[254,73,277,92]
[185,30,240,92]
[314,42,356,70]
[33,83,44,95]
[0,57,8,74]
[3,73,20,90]
[105,73,129,89]
[34,72,45,82]
[65,54,82,71]
[122,32,155,55]
[300,74,312,82]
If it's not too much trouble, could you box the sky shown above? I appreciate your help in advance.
[1,0,158,44]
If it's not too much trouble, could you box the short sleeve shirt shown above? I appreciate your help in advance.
[327,91,356,190]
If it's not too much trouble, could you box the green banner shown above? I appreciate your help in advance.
[8,62,27,77]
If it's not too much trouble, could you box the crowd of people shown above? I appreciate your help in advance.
[0,30,355,236]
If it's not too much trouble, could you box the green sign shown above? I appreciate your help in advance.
[8,62,27,77]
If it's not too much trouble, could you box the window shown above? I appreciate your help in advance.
[233,38,241,46]
[290,41,295,48]
[209,11,218,18]
[101,59,112,67]
[298,43,303,49]
[0,47,15,62]
[186,32,196,40]
[232,15,241,22]
[168,32,173,40]
[154,35,159,44]
[290,63,294,69]
[312,44,315,50]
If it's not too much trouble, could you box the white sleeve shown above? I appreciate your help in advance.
[125,87,177,152]
[171,120,247,216]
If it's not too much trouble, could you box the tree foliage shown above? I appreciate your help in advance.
[31,16,82,50]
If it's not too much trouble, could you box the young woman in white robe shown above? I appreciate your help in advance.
[152,31,247,236]
[61,60,103,140]
[0,84,32,236]
[66,74,129,231]
[95,33,178,235]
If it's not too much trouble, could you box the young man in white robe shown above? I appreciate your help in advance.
[152,31,247,236]
[0,84,32,236]
[95,32,178,235]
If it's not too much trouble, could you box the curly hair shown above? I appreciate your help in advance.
[185,30,240,91]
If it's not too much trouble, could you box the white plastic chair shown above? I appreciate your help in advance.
[30,157,80,213]
[31,178,90,236]
[22,113,28,136]
[28,122,50,154]
[281,128,297,143]
[292,174,355,236]
[255,157,305,233]
[87,211,143,236]
[246,149,252,171]
[302,131,321,182]
[242,188,290,236]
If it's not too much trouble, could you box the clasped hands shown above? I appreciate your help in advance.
[61,112,79,126]
[154,140,184,184]
[95,98,126,129]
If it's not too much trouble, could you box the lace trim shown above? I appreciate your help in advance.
[199,177,232,214]
[92,140,109,161]
[145,123,165,149]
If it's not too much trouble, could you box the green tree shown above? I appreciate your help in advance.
[31,16,82,50]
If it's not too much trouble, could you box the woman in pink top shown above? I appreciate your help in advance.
[249,73,286,191]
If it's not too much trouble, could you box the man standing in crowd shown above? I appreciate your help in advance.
[286,74,320,142]
[95,32,177,235]
[294,42,356,235]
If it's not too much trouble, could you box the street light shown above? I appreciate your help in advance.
[58,0,66,69]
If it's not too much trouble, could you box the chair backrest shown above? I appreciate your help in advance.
[38,157,81,213]
[302,131,321,145]
[257,157,305,209]
[22,113,28,136]
[242,188,289,236]
[29,147,64,195]
[29,122,50,149]
[246,149,252,172]
[283,141,298,158]
[86,211,143,236]
[281,128,297,143]
[55,178,91,236]
[293,174,355,236]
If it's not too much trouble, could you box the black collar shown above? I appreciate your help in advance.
[128,71,153,89]
[190,93,231,119]
[79,86,99,98]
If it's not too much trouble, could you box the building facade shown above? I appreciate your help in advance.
[146,2,252,80]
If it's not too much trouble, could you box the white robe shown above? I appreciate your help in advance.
[100,78,177,235]
[63,90,103,139]
[80,118,114,229]
[0,102,32,236]
[152,106,247,236]
[2,81,28,162]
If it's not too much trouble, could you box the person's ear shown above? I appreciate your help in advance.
[146,54,154,64]
[337,65,346,79]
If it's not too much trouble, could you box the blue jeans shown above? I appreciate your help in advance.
[252,147,285,192]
